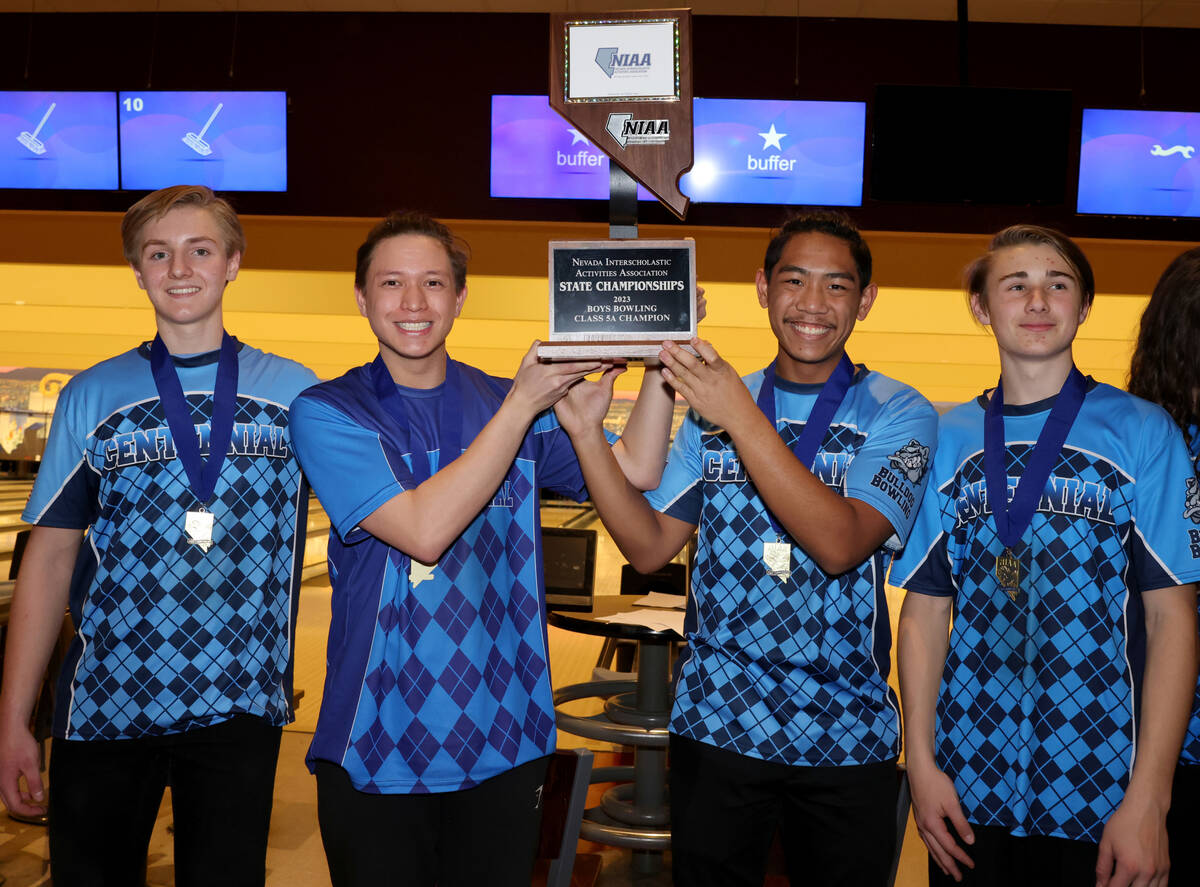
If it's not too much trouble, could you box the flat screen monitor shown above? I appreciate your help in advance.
[490,94,653,201]
[1078,108,1200,217]
[871,85,1072,205]
[541,526,597,612]
[681,98,865,206]
[491,94,864,206]
[119,91,287,192]
[0,91,118,189]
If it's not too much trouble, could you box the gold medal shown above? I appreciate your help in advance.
[995,547,1021,602]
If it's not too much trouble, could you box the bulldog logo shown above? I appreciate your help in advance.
[1184,476,1200,525]
[888,439,930,484]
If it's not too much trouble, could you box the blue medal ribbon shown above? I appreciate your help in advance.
[149,332,239,505]
[369,355,463,486]
[983,366,1087,550]
[754,352,856,536]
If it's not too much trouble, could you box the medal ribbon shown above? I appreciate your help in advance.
[754,352,855,536]
[983,366,1087,548]
[150,332,239,505]
[369,355,463,486]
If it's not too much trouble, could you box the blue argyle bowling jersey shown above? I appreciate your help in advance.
[646,366,938,766]
[1181,426,1200,766]
[290,359,596,793]
[891,381,1200,842]
[22,341,318,740]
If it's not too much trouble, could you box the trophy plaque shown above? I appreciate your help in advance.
[538,239,695,360]
[549,10,693,218]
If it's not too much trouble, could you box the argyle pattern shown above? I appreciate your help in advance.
[63,394,301,739]
[671,419,901,767]
[338,460,556,793]
[291,362,584,794]
[929,444,1140,840]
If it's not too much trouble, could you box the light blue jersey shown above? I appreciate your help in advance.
[891,380,1200,841]
[23,341,317,740]
[647,365,937,767]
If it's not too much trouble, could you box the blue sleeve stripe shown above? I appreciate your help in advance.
[23,459,91,527]
[891,532,953,593]
[660,480,702,525]
[1129,521,1200,590]
[901,583,955,597]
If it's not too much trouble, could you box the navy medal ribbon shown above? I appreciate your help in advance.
[754,352,856,579]
[983,366,1087,603]
[370,355,464,585]
[150,332,239,553]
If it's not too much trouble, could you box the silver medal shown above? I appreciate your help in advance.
[185,507,215,553]
[763,540,792,582]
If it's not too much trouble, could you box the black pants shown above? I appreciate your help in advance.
[48,714,282,887]
[927,823,1099,887]
[1168,762,1200,886]
[669,734,899,887]
[314,754,551,887]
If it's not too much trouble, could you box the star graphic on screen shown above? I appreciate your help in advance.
[758,124,787,151]
[568,128,591,146]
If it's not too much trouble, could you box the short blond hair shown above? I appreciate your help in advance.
[121,185,246,267]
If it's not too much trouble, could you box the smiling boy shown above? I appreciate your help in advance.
[554,210,939,886]
[287,211,674,887]
[0,185,318,886]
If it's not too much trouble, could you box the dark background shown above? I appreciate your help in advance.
[1,11,1197,240]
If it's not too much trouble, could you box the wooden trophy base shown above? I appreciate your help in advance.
[537,339,696,362]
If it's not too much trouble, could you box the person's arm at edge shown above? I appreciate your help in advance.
[357,345,601,564]
[0,526,83,816]
[558,388,695,573]
[1095,583,1197,887]
[898,589,976,882]
[659,338,893,573]
[609,285,706,491]
[609,366,674,491]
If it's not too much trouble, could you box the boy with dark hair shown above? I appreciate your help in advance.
[0,185,318,886]
[288,211,675,886]
[555,210,939,886]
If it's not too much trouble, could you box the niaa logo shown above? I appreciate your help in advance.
[605,113,669,148]
[595,47,652,78]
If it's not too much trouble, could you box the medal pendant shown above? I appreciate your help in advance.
[763,540,792,583]
[185,507,215,554]
[995,547,1021,603]
[410,560,436,587]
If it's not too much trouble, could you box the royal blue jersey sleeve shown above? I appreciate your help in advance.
[290,393,409,542]
[843,385,939,550]
[644,408,704,524]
